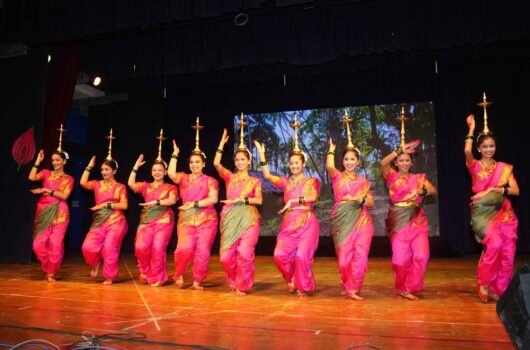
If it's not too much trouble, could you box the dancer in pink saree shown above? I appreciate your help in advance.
[129,142,178,287]
[214,126,262,295]
[326,134,375,300]
[28,146,74,283]
[254,117,320,298]
[168,119,218,290]
[380,137,436,301]
[465,113,519,302]
[80,131,128,285]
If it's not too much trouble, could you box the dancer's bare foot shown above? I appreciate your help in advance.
[139,273,147,284]
[287,280,295,293]
[192,281,204,290]
[297,291,308,298]
[341,290,364,300]
[235,289,247,296]
[478,285,489,302]
[102,279,113,285]
[90,263,101,278]
[150,281,161,287]
[399,292,420,301]
[489,291,499,301]
[46,274,56,283]
[173,275,184,288]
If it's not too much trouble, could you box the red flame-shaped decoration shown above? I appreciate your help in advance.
[12,127,36,171]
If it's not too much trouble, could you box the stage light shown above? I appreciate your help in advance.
[92,76,102,86]
[47,54,52,63]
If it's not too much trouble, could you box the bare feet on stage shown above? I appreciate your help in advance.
[46,274,56,283]
[478,285,489,302]
[173,275,184,288]
[192,281,204,290]
[489,291,500,301]
[399,292,420,301]
[287,280,295,293]
[341,290,364,301]
[102,279,113,285]
[235,289,247,296]
[90,263,100,278]
[150,281,161,287]
[297,291,308,298]
[139,273,147,284]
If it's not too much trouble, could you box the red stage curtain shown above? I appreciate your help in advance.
[41,44,80,166]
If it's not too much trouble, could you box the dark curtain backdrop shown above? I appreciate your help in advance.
[2,0,530,78]
[0,47,48,263]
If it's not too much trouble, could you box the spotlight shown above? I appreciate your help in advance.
[92,76,102,86]
[47,54,52,63]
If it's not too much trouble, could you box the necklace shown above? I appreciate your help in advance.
[290,175,305,188]
[151,181,164,189]
[50,171,65,181]
[189,173,202,183]
[235,172,249,184]
[343,171,357,182]
[101,180,116,191]
[479,160,496,176]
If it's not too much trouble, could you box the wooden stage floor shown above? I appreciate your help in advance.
[0,254,523,349]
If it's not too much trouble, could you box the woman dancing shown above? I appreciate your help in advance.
[465,107,519,302]
[80,129,128,285]
[380,108,436,300]
[28,125,74,282]
[168,118,219,290]
[128,130,178,287]
[326,115,374,300]
[214,121,262,295]
[254,115,320,298]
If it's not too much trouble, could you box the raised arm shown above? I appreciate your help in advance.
[214,128,230,176]
[28,150,45,181]
[80,156,96,190]
[464,114,476,167]
[380,140,420,177]
[254,140,273,181]
[326,138,338,178]
[128,154,146,192]
[167,140,180,182]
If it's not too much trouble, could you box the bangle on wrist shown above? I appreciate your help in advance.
[298,196,305,204]
[327,151,335,156]
[156,199,161,206]
[194,201,200,208]
[50,190,55,197]
[216,148,224,154]
[465,135,474,142]
[33,164,40,169]
[244,197,250,205]
[132,168,138,173]
[106,202,112,209]
[259,161,267,167]
[394,147,404,156]
[85,166,92,173]
[171,154,178,160]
